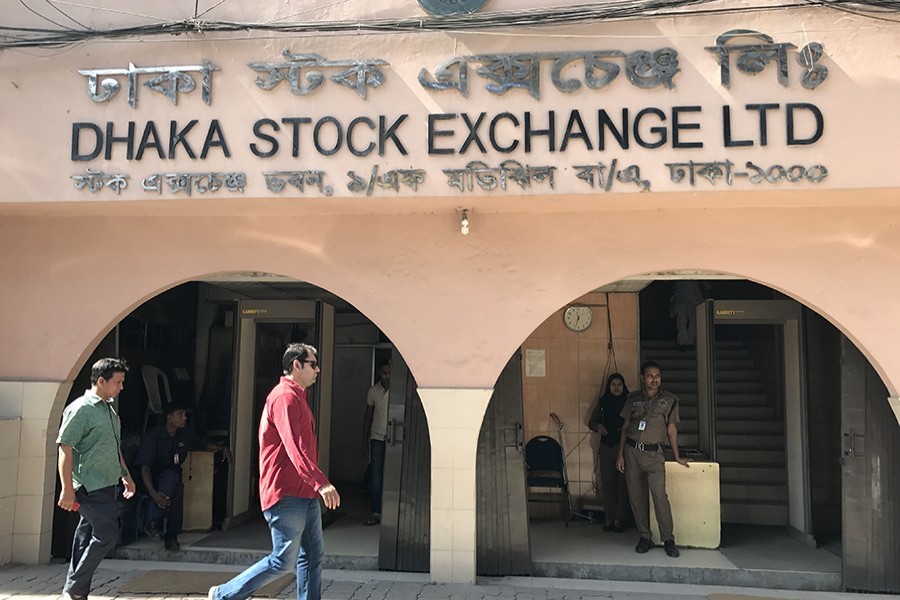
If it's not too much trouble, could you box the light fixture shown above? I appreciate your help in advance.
[460,209,470,236]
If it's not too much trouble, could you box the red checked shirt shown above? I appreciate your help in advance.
[258,376,331,511]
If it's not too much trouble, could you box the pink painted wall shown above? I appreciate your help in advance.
[0,4,898,392]
[1,192,899,393]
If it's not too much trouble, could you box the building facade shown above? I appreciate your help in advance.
[0,0,898,592]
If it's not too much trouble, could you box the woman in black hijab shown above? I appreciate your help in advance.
[588,372,630,532]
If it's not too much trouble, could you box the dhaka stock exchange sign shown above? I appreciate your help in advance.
[69,30,830,198]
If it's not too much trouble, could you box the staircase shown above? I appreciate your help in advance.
[641,340,789,526]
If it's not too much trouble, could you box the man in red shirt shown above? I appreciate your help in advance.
[210,343,340,600]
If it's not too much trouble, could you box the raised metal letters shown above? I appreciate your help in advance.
[420,48,680,99]
[264,171,333,196]
[666,160,828,186]
[72,169,129,194]
[141,172,245,194]
[78,60,218,107]
[249,51,389,99]
[347,166,426,195]
[444,161,555,193]
[574,160,650,192]
[705,30,828,89]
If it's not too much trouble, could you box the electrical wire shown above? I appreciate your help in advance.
[2,0,898,50]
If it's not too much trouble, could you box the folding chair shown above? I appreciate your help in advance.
[524,435,571,526]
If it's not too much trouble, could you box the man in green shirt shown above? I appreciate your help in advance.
[57,358,136,600]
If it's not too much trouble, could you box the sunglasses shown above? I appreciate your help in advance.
[301,360,320,369]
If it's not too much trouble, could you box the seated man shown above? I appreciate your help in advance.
[135,403,231,551]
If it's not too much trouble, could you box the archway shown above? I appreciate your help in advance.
[474,270,897,591]
[48,271,410,571]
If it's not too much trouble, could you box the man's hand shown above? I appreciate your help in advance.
[151,491,171,509]
[318,484,341,510]
[675,456,690,468]
[122,475,136,499]
[223,447,234,466]
[616,455,625,474]
[58,488,77,511]
[596,425,609,436]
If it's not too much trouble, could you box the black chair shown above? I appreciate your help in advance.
[524,435,570,525]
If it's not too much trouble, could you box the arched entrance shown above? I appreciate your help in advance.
[48,272,427,572]
[474,272,899,591]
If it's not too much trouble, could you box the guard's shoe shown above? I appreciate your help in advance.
[602,523,615,532]
[145,519,163,541]
[164,537,180,551]
[635,537,652,553]
[664,539,680,557]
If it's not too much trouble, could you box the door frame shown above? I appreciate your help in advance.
[225,300,332,528]
[696,299,813,543]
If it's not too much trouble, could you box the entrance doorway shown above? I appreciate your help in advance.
[694,300,811,542]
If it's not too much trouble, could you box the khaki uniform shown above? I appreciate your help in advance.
[620,389,680,542]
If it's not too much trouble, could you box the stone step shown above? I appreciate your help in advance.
[721,500,789,525]
[717,434,785,450]
[717,420,785,434]
[718,406,776,419]
[721,482,789,502]
[681,405,776,420]
[717,448,785,463]
[720,464,787,483]
[716,381,765,393]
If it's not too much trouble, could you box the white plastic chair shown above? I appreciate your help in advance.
[141,365,172,433]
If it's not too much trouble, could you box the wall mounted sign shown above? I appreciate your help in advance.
[418,0,489,16]
[66,29,834,198]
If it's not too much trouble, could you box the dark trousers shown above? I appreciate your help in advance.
[65,485,119,597]
[148,468,184,540]
[624,445,675,542]
[598,444,629,524]
[368,439,386,517]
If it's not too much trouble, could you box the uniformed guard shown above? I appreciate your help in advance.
[616,360,689,557]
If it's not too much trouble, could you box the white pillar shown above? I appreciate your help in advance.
[0,381,69,565]
[418,388,492,584]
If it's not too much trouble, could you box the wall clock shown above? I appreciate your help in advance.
[563,306,593,332]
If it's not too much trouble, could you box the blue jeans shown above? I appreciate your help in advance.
[368,439,385,517]
[214,496,324,600]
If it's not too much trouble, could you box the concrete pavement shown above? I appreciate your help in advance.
[0,560,896,600]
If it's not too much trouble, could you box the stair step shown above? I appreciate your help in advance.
[717,449,785,463]
[720,465,787,483]
[716,359,755,369]
[717,420,784,434]
[714,370,762,382]
[721,483,788,502]
[716,381,765,393]
[716,393,770,406]
[721,500,789,525]
[717,406,775,419]
[717,434,785,449]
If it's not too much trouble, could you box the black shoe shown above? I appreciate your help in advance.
[664,539,680,557]
[145,520,163,541]
[602,523,615,532]
[613,522,625,533]
[635,537,652,553]
[164,537,180,551]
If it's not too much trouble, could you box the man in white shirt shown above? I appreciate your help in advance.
[361,363,390,526]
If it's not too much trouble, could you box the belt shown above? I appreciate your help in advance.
[626,437,660,452]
